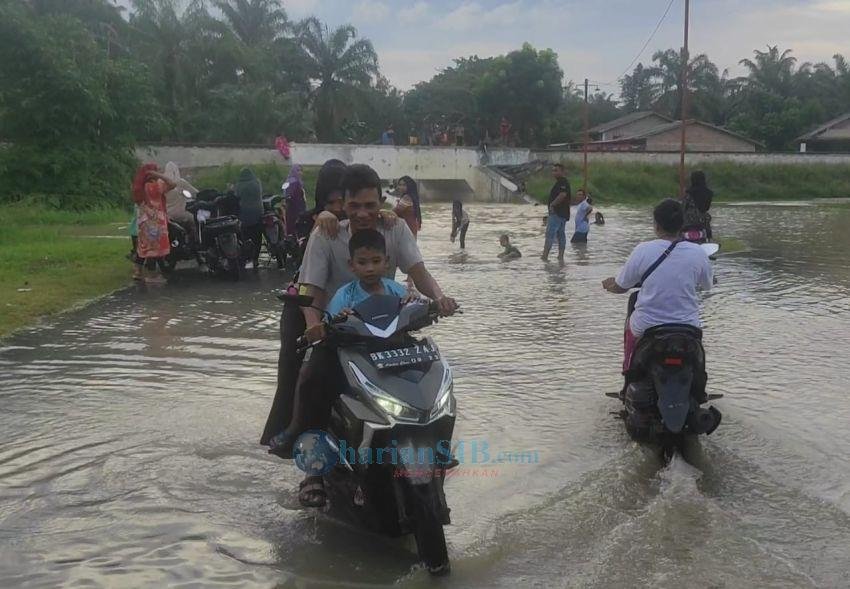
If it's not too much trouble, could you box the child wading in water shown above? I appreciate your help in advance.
[498,234,521,260]
[326,229,413,316]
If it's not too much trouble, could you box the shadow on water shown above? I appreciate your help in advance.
[1,200,850,587]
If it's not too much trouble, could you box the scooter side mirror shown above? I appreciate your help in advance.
[700,243,720,257]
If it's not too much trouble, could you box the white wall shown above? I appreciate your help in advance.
[137,143,531,186]
[532,150,850,166]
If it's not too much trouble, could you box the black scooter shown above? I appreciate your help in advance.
[291,294,457,575]
[609,243,722,460]
[612,324,723,460]
[163,189,247,280]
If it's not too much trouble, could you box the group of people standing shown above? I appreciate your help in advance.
[542,163,598,262]
[127,162,313,282]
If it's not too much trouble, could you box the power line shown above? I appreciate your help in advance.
[614,0,677,84]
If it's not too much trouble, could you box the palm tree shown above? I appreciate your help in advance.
[212,0,288,47]
[833,54,850,106]
[129,0,210,135]
[298,17,379,142]
[648,49,724,121]
[738,46,797,97]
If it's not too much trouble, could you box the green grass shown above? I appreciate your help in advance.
[0,203,131,338]
[189,163,321,208]
[527,161,850,205]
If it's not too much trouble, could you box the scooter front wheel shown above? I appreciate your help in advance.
[410,485,450,575]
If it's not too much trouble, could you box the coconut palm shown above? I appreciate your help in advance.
[212,0,288,47]
[129,0,217,136]
[297,17,379,142]
[738,46,797,97]
[648,48,723,121]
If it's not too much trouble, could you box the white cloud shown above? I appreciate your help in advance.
[284,0,322,19]
[398,1,430,25]
[440,1,527,32]
[352,0,391,23]
[812,0,850,13]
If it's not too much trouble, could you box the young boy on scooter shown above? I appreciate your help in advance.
[326,228,412,316]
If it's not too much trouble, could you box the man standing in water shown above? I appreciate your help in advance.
[542,163,571,261]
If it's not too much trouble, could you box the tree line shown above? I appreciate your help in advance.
[0,0,847,206]
[621,46,850,150]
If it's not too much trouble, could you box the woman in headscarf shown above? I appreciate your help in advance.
[261,159,348,450]
[294,159,347,253]
[284,165,307,236]
[682,170,714,239]
[235,167,263,268]
[393,175,422,238]
[163,162,198,231]
[133,163,176,284]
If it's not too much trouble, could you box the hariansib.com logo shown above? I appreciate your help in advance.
[293,430,540,476]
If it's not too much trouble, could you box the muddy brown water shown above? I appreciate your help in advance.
[2,201,850,588]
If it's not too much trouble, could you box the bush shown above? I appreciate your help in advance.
[0,5,161,209]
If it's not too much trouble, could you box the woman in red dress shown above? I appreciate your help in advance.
[132,163,176,284]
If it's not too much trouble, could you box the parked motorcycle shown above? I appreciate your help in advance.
[162,190,201,273]
[289,293,458,575]
[261,195,288,268]
[162,189,247,280]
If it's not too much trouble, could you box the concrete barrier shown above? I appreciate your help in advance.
[532,150,850,166]
[137,143,530,181]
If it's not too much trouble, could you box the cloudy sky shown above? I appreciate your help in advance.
[121,0,850,93]
[282,0,850,92]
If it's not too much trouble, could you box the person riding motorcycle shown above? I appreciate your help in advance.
[261,160,348,455]
[602,198,713,379]
[263,164,458,508]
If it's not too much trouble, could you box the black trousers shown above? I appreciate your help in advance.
[458,221,469,249]
[243,223,263,264]
[261,303,305,445]
[283,345,342,439]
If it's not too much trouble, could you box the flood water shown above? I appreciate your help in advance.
[2,200,850,588]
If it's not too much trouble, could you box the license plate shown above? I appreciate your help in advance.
[369,343,440,369]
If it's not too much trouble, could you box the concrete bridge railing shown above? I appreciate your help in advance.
[136,143,533,201]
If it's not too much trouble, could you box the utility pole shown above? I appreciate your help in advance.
[678,0,691,197]
[583,78,589,192]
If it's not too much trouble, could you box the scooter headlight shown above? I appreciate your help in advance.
[348,362,421,421]
[430,368,455,421]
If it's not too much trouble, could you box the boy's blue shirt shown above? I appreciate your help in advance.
[327,278,408,316]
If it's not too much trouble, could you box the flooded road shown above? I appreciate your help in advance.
[2,200,850,588]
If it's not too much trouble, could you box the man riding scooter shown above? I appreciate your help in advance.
[602,198,713,386]
[262,164,458,508]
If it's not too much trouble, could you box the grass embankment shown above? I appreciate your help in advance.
[0,203,131,337]
[526,161,850,205]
